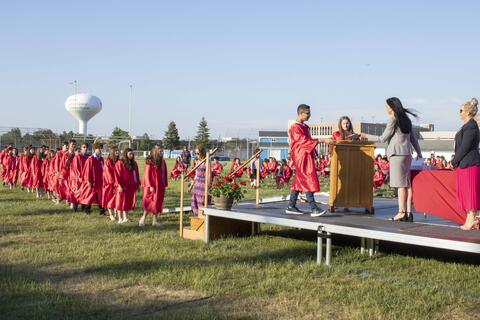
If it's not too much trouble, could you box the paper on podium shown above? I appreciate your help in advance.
[411,157,426,170]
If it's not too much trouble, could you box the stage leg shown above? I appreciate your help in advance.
[368,238,374,257]
[326,232,332,266]
[205,215,210,244]
[361,237,366,254]
[317,230,323,265]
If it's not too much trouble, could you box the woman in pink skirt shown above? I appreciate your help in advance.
[451,98,480,230]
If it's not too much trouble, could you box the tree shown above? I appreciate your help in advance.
[111,127,130,139]
[138,133,151,150]
[163,121,180,155]
[194,117,210,148]
[58,131,75,143]
[0,128,22,146]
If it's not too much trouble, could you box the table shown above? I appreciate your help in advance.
[411,170,465,224]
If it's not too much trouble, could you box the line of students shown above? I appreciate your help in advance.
[0,141,168,227]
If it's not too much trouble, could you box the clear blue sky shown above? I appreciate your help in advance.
[1,1,479,138]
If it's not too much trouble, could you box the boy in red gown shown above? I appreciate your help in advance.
[53,142,69,203]
[286,104,332,216]
[79,143,104,214]
[114,148,140,223]
[140,143,168,227]
[70,143,89,211]
[102,147,120,221]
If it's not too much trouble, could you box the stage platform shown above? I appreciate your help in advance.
[203,196,480,265]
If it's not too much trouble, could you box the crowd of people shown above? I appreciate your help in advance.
[1,97,478,231]
[0,140,168,227]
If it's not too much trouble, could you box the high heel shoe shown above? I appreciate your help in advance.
[406,212,414,222]
[460,218,479,231]
[390,211,407,222]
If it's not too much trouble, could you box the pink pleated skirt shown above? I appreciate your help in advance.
[455,165,480,211]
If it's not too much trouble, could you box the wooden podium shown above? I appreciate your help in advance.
[329,141,375,214]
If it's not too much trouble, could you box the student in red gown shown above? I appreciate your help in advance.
[267,157,278,178]
[211,157,224,178]
[102,146,120,221]
[114,148,140,223]
[229,158,243,179]
[276,159,292,186]
[69,143,89,211]
[140,143,168,227]
[54,142,70,203]
[170,156,185,180]
[261,159,268,179]
[0,143,13,185]
[41,148,53,199]
[22,146,35,192]
[30,147,45,198]
[373,163,386,189]
[286,104,332,216]
[5,148,19,188]
[332,116,361,142]
[79,143,104,214]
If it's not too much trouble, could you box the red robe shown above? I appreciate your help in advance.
[69,153,87,203]
[170,162,185,179]
[102,159,117,209]
[212,162,223,177]
[79,155,104,205]
[30,156,44,189]
[289,122,319,193]
[41,158,51,191]
[230,163,244,178]
[58,152,72,201]
[5,154,19,185]
[1,149,9,181]
[142,159,168,214]
[20,155,33,188]
[267,160,278,174]
[114,160,140,211]
[276,165,293,185]
[373,170,386,189]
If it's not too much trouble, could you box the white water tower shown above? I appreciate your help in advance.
[65,93,102,135]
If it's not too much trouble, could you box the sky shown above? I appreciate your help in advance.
[1,1,479,139]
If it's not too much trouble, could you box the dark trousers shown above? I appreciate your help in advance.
[288,190,318,210]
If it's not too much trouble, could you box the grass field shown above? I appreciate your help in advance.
[1,160,478,319]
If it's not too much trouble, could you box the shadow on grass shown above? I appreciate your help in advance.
[0,263,253,320]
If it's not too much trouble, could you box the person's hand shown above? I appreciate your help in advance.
[88,182,93,189]
[322,138,333,144]
[118,186,123,193]
[416,154,423,160]
[150,187,155,193]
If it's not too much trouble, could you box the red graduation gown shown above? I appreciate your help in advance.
[170,162,185,179]
[114,160,140,211]
[5,154,18,184]
[142,159,168,214]
[288,122,320,193]
[68,153,87,203]
[102,159,117,209]
[79,155,104,205]
[20,156,33,188]
[41,158,51,191]
[30,156,43,189]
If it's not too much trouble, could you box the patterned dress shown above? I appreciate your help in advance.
[191,163,206,216]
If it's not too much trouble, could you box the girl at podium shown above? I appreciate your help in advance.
[332,116,361,141]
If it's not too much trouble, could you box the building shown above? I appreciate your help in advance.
[258,130,289,160]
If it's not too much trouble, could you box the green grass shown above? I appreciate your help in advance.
[1,163,479,319]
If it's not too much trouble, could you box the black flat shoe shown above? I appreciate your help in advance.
[390,212,407,222]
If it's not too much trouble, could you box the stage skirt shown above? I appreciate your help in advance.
[455,165,480,211]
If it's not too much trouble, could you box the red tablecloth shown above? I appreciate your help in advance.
[411,170,465,224]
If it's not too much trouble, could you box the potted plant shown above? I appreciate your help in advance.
[209,175,247,210]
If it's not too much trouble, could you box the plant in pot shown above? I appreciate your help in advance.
[209,175,247,210]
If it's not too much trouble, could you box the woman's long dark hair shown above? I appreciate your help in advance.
[121,148,135,170]
[386,97,418,134]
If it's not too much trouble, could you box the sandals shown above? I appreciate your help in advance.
[390,211,407,222]
[406,212,414,223]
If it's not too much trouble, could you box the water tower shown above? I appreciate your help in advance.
[65,93,102,135]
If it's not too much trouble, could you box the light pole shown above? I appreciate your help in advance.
[68,80,77,132]
[129,84,133,139]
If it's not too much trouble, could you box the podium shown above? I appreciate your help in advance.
[329,141,376,214]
